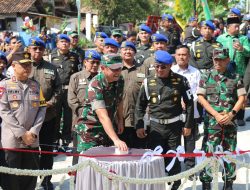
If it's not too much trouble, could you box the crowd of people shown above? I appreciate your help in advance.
[0,6,249,190]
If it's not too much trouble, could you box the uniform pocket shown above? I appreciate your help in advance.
[8,94,22,110]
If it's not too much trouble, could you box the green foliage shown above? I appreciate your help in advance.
[82,0,154,25]
[78,37,94,48]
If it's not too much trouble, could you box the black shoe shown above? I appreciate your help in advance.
[188,175,197,181]
[41,180,54,190]
[202,182,211,190]
[237,119,246,126]
[222,181,233,190]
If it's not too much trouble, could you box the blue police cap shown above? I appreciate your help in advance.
[151,33,168,43]
[85,50,101,60]
[0,51,7,64]
[230,8,241,16]
[104,38,120,48]
[200,20,216,30]
[139,24,152,34]
[121,41,137,53]
[95,32,108,39]
[162,14,174,21]
[189,17,198,22]
[28,37,46,48]
[57,34,70,42]
[154,50,173,65]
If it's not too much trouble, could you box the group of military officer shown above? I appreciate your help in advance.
[0,9,249,190]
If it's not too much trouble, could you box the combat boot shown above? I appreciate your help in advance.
[202,182,211,190]
[222,181,233,190]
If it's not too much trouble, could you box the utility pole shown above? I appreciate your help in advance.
[247,0,250,13]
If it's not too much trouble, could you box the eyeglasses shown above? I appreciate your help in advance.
[154,64,168,69]
[30,46,45,51]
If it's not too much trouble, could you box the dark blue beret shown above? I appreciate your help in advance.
[151,33,168,43]
[230,8,241,16]
[162,14,174,21]
[95,32,108,39]
[104,38,120,48]
[200,20,216,30]
[139,24,152,34]
[154,50,173,65]
[0,51,7,64]
[57,34,70,42]
[85,50,101,60]
[28,37,46,48]
[121,41,137,53]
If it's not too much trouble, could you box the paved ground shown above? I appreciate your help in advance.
[40,108,250,190]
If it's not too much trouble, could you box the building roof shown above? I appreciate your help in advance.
[0,0,36,14]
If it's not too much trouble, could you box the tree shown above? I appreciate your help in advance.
[82,0,155,25]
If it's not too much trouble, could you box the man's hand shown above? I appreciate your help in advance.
[233,42,244,51]
[214,113,226,124]
[182,128,191,136]
[220,112,234,125]
[136,128,147,138]
[113,139,128,151]
[21,131,36,146]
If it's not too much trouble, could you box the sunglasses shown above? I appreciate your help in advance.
[154,64,168,69]
[30,46,45,51]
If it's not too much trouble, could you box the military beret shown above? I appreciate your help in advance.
[28,37,46,48]
[213,48,229,59]
[57,34,70,42]
[200,20,216,30]
[95,32,108,39]
[121,41,137,53]
[189,17,198,22]
[101,54,123,69]
[154,50,173,65]
[0,51,7,64]
[162,14,174,21]
[230,8,241,16]
[139,24,152,34]
[68,31,78,38]
[151,33,168,43]
[12,51,32,64]
[85,50,101,60]
[104,38,120,48]
[112,29,123,37]
[227,16,241,25]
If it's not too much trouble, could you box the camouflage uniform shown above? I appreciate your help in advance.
[197,69,246,182]
[75,72,124,152]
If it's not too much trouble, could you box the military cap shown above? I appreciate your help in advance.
[85,50,101,60]
[200,20,216,30]
[95,32,108,39]
[162,14,174,21]
[0,51,7,64]
[121,41,137,53]
[151,33,168,43]
[101,54,123,69]
[28,37,46,48]
[12,51,32,64]
[230,8,241,17]
[68,31,78,38]
[154,50,173,65]
[139,24,152,34]
[57,34,70,42]
[227,16,241,25]
[189,17,198,22]
[112,29,123,37]
[104,38,120,48]
[213,48,229,59]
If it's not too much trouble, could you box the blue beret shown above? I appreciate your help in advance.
[139,24,152,34]
[151,33,168,43]
[162,14,174,21]
[200,20,216,30]
[121,41,137,53]
[95,32,108,39]
[28,37,46,48]
[104,38,120,48]
[230,8,241,16]
[57,34,70,42]
[0,51,7,64]
[154,50,173,65]
[85,50,101,60]
[189,17,198,22]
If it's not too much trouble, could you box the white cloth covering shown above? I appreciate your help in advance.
[76,146,166,190]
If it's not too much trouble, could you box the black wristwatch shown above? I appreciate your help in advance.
[231,110,237,116]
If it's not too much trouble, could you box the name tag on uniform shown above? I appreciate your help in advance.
[44,69,55,75]
[137,73,145,78]
[79,78,87,85]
